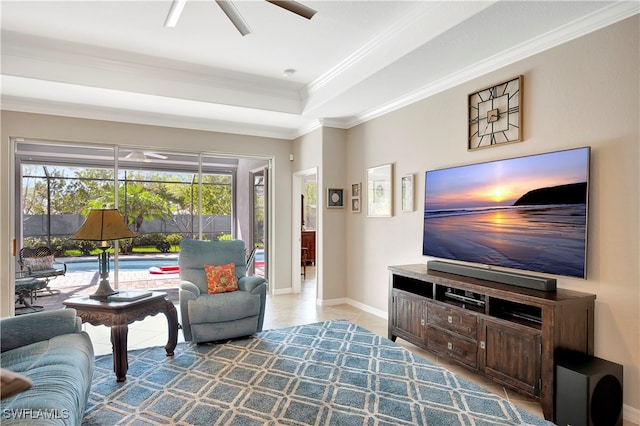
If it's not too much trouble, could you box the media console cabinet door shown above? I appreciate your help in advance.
[483,318,542,397]
[391,289,426,343]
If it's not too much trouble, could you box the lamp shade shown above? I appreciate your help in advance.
[71,209,136,241]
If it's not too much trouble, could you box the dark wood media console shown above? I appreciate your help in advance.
[388,264,596,422]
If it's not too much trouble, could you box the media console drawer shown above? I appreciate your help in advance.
[426,327,477,369]
[427,302,478,339]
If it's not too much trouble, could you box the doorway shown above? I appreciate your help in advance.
[292,169,317,294]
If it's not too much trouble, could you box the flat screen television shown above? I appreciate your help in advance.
[422,147,590,279]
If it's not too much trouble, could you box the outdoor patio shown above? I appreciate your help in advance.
[15,268,181,314]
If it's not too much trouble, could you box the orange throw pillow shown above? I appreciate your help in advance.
[204,263,239,294]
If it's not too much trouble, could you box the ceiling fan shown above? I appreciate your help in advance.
[122,150,168,161]
[164,0,317,36]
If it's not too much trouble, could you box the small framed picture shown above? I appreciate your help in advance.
[351,197,361,213]
[401,174,414,212]
[351,183,361,213]
[351,183,361,198]
[367,163,393,217]
[327,188,344,208]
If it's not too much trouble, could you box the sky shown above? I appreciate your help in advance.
[424,147,589,210]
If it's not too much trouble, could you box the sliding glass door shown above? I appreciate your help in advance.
[15,141,244,291]
[251,168,268,278]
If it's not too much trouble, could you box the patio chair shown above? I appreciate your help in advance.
[14,275,47,314]
[18,246,66,296]
[179,239,268,343]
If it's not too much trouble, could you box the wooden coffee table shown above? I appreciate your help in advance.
[63,291,178,382]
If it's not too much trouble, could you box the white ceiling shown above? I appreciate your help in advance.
[1,1,638,139]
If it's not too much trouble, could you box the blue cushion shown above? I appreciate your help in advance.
[188,291,261,324]
[0,332,94,425]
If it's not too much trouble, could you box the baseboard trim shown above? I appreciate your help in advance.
[272,288,293,296]
[318,297,349,307]
[319,297,388,320]
[346,298,388,320]
[623,404,640,425]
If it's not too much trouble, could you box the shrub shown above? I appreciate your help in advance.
[133,233,166,247]
[23,237,46,248]
[155,240,171,253]
[78,240,97,256]
[22,237,69,257]
[166,234,183,250]
[120,238,134,254]
[49,237,67,256]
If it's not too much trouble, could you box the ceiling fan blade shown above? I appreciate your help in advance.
[164,0,187,28]
[266,0,317,20]
[215,0,252,36]
[123,151,146,161]
[145,152,168,160]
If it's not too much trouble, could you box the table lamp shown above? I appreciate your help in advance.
[71,208,136,300]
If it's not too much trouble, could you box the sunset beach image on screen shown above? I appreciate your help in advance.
[422,147,589,278]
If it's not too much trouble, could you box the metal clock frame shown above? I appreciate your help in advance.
[468,75,523,150]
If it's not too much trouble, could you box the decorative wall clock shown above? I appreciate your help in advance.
[468,75,522,150]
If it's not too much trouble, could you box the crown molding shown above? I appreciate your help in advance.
[341,1,639,130]
[1,94,314,140]
[1,31,304,114]
[305,4,433,95]
[301,1,496,116]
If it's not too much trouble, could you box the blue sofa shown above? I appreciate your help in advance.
[0,309,94,425]
[179,239,268,343]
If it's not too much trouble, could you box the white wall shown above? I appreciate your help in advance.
[293,127,348,303]
[293,127,348,302]
[0,112,295,315]
[345,16,639,416]
[320,127,348,301]
[292,129,322,296]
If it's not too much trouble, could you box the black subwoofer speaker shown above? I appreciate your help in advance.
[555,355,623,426]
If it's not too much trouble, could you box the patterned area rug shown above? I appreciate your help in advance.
[83,320,553,425]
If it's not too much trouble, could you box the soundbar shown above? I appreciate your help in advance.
[427,261,557,292]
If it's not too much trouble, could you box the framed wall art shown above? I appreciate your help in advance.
[367,163,393,217]
[401,174,414,212]
[351,183,361,213]
[351,197,361,213]
[326,188,344,209]
[351,183,361,198]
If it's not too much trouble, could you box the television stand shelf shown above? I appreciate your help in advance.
[388,264,596,422]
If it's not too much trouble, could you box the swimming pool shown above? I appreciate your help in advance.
[65,257,178,273]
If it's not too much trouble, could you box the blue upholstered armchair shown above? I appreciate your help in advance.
[179,239,268,343]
